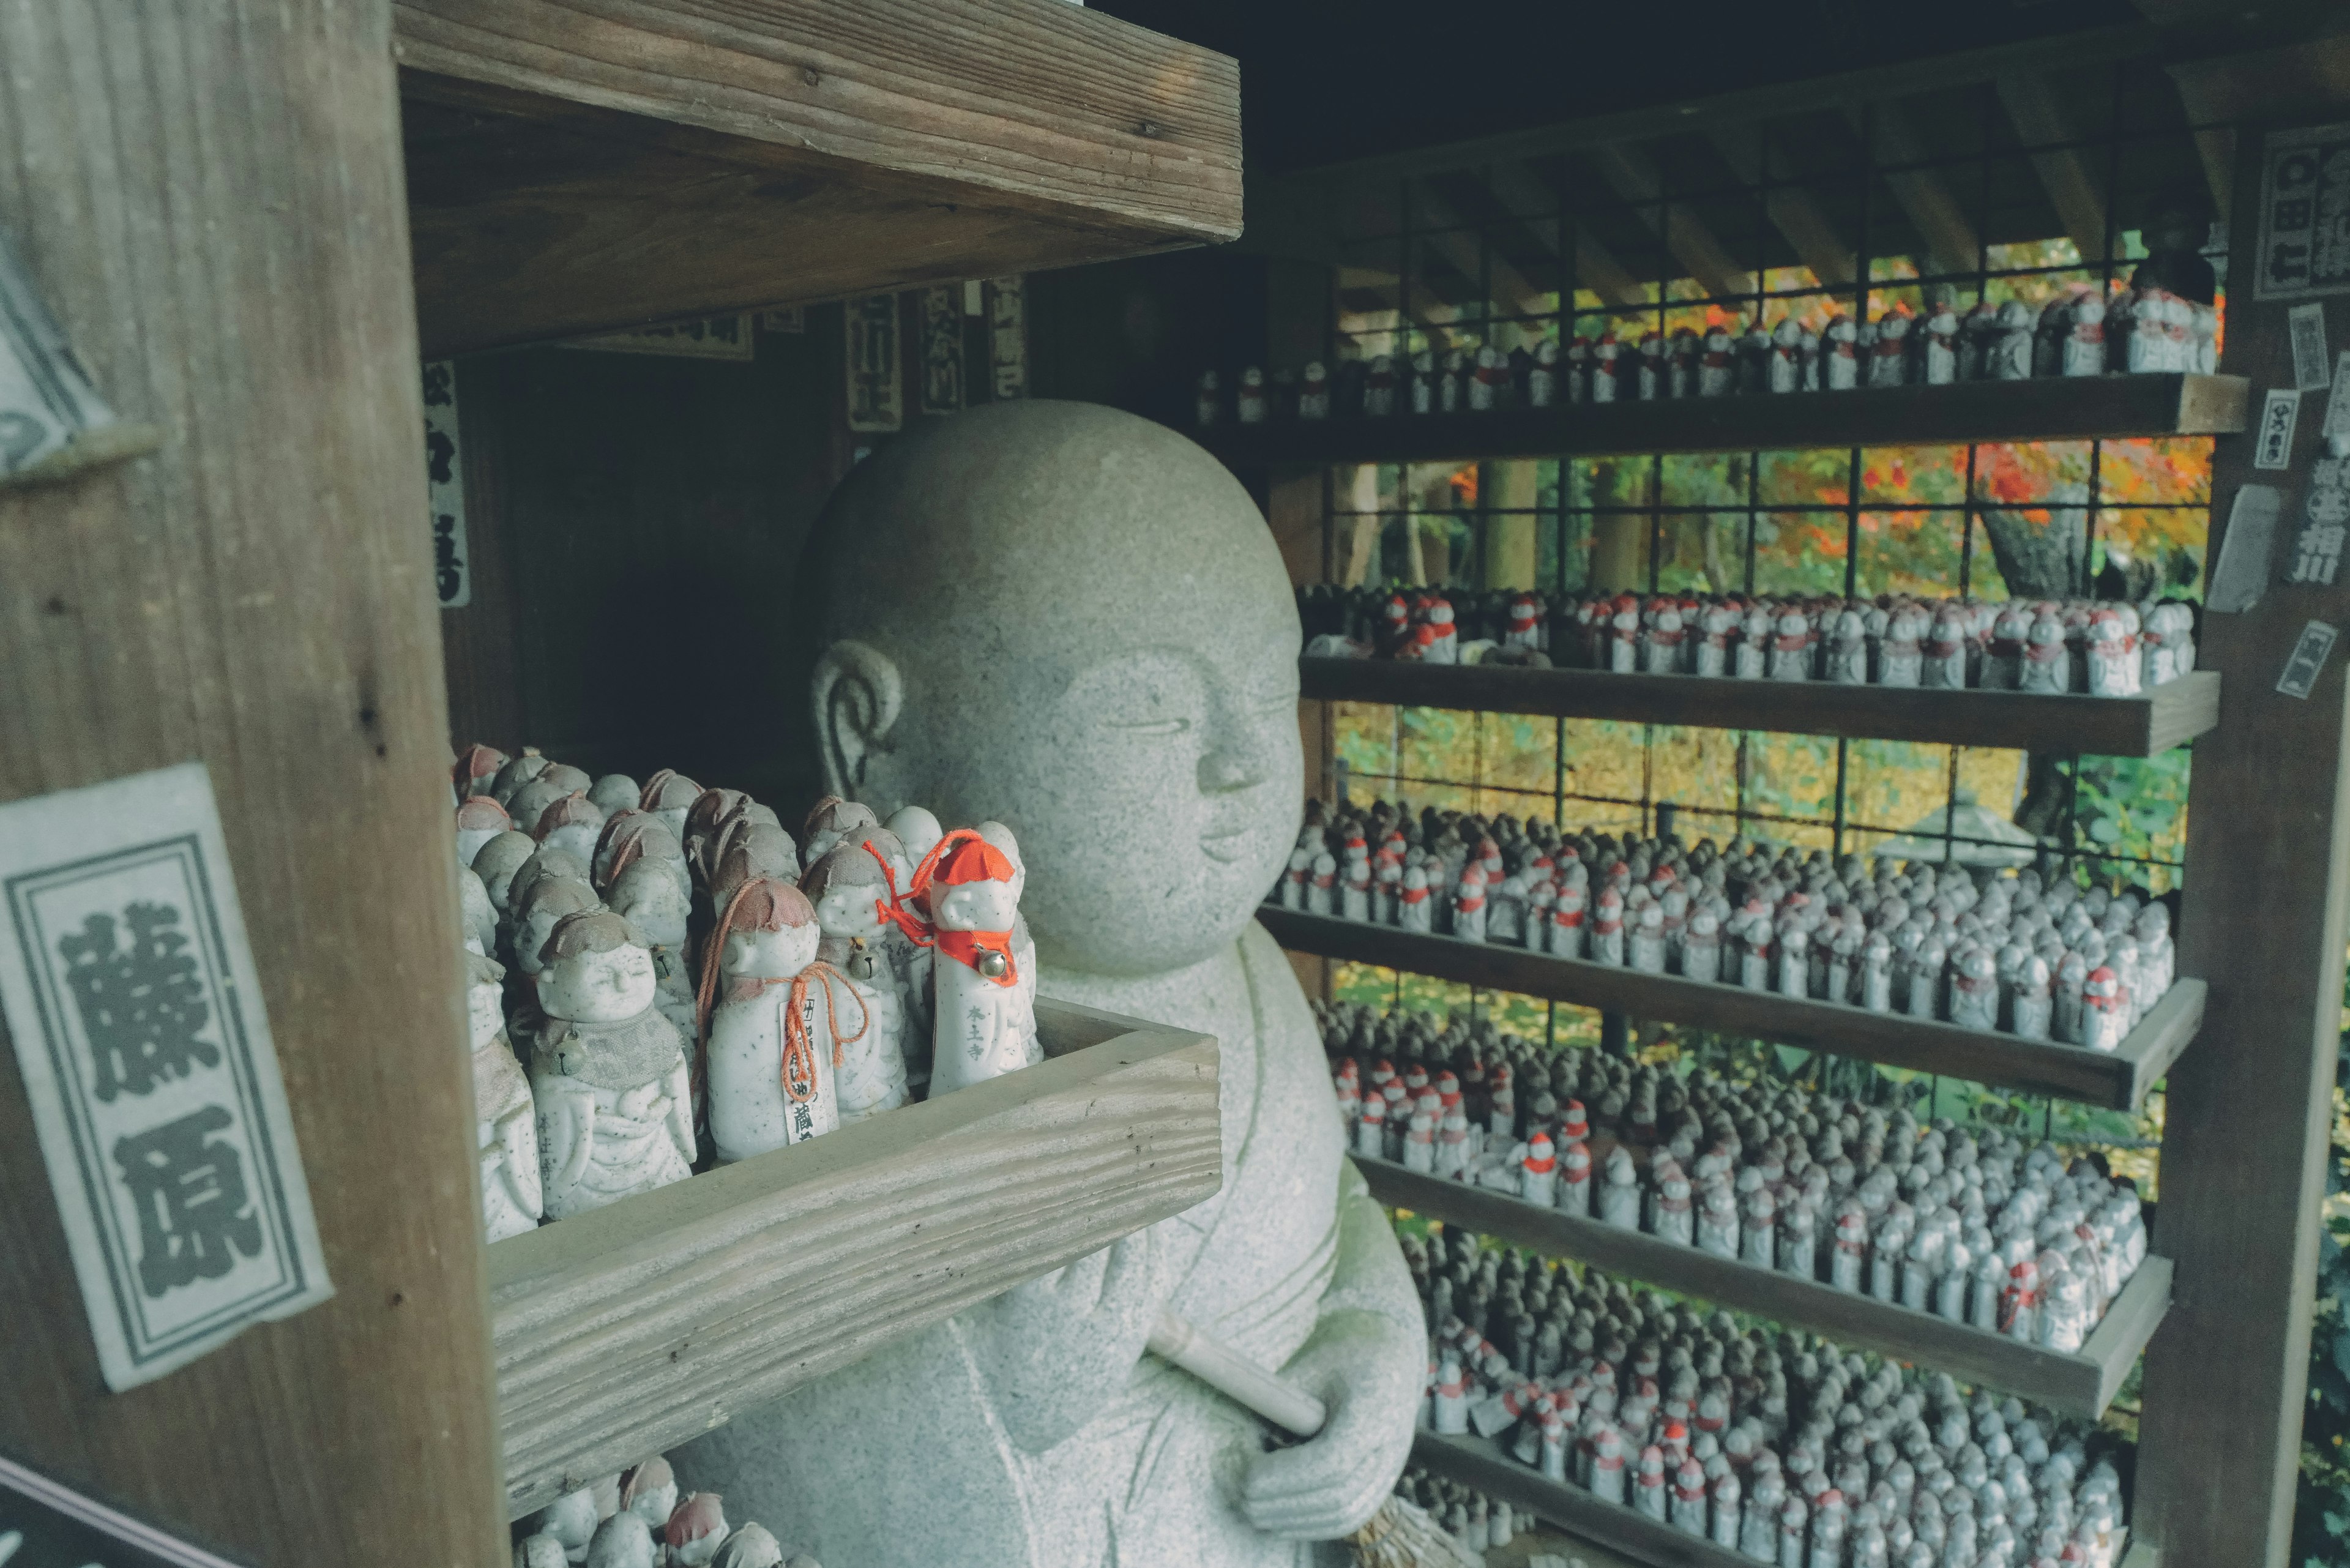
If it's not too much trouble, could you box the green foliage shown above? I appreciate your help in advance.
[2068,751,2192,892]
[2294,967,2350,1568]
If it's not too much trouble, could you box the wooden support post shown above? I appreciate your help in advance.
[2134,119,2350,1568]
[0,2,505,1564]
[1482,461,1542,590]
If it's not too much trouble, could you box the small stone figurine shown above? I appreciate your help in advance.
[1236,367,1268,425]
[1298,362,1330,420]
[702,877,862,1160]
[1194,370,1222,427]
[468,950,542,1242]
[801,842,912,1121]
[532,911,696,1219]
[916,830,1040,1094]
[1365,356,1397,417]
[458,795,515,864]
[1822,315,1859,390]
[1528,340,1558,408]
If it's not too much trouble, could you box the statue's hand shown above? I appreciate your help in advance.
[962,1228,1163,1455]
[1237,1309,1420,1541]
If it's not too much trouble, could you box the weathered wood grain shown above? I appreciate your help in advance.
[1193,375,2250,468]
[2135,122,2350,1568]
[1362,1157,2169,1417]
[1264,908,2202,1110]
[392,0,1242,354]
[490,1002,1221,1516]
[0,2,505,1562]
[1294,660,2221,760]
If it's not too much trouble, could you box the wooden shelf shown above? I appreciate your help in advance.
[1412,1430,2146,1568]
[1363,1157,2169,1417]
[1299,659,2221,757]
[487,998,1218,1517]
[1264,908,2201,1110]
[392,0,1243,357]
[1196,373,2248,466]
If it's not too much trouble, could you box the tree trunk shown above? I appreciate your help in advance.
[1978,483,2089,840]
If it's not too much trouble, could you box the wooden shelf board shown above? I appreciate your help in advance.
[392,0,1242,357]
[487,998,1220,1517]
[1416,1429,2143,1568]
[1196,374,2248,466]
[1264,908,2201,1110]
[1362,1157,2170,1417]
[1299,660,2221,758]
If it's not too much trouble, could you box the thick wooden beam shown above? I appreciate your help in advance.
[1705,130,1857,287]
[2134,120,2350,1568]
[1864,100,1983,279]
[393,0,1243,355]
[1585,142,1755,301]
[1995,72,2112,263]
[0,2,505,1562]
[491,1005,1221,1517]
[1194,371,2250,467]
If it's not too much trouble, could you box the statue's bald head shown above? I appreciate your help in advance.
[809,401,1300,976]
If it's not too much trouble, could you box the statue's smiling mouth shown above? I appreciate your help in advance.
[1199,827,1253,864]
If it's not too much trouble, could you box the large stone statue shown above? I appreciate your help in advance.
[672,401,1423,1566]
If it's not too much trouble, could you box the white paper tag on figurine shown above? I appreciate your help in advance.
[2255,389,2303,470]
[0,763,332,1391]
[2209,483,2285,612]
[2291,304,2333,390]
[2279,621,2339,699]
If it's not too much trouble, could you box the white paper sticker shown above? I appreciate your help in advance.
[2210,483,2285,612]
[2256,389,2303,469]
[2291,302,2334,390]
[422,362,469,610]
[2280,621,2339,698]
[0,764,332,1391]
[0,229,125,483]
[2324,351,2350,448]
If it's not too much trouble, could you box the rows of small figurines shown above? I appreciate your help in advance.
[1326,1001,2150,1352]
[449,742,1038,1243]
[1400,1224,2132,1568]
[1299,584,2198,696]
[1392,1466,1520,1559]
[1193,285,2217,428]
[515,1457,801,1568]
[1277,803,2177,1051]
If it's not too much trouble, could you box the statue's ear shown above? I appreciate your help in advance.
[811,640,903,801]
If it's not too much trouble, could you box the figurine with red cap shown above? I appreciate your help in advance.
[911,827,1041,1094]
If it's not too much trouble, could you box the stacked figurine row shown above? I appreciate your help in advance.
[1401,1228,2132,1568]
[449,742,1039,1244]
[1299,584,2199,696]
[516,1458,805,1568]
[1393,1466,1520,1558]
[1327,999,2151,1351]
[1275,802,2177,1050]
[1194,284,2215,428]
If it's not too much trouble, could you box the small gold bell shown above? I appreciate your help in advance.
[848,949,878,981]
[977,949,1009,980]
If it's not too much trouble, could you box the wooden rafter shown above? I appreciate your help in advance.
[1704,129,1856,287]
[1481,161,1652,310]
[1862,100,1983,279]
[1411,180,1550,315]
[1585,140,1755,301]
[1994,72,2111,262]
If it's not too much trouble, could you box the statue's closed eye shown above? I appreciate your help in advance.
[1110,715,1190,736]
